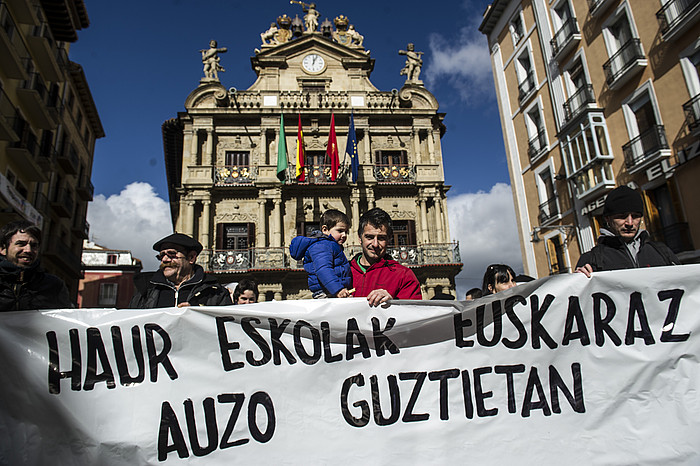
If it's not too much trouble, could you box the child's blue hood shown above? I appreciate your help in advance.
[289,231,325,260]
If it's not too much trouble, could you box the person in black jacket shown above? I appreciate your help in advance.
[129,233,232,308]
[575,185,679,277]
[0,220,71,311]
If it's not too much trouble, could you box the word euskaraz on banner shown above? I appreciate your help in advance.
[43,287,690,461]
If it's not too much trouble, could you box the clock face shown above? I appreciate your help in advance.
[302,54,325,73]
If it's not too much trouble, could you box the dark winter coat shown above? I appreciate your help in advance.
[350,255,422,300]
[289,232,352,296]
[129,264,232,308]
[0,258,72,311]
[575,230,679,271]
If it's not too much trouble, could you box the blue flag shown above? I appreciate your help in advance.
[345,112,359,183]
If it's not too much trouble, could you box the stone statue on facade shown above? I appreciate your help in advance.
[260,23,279,45]
[399,43,424,84]
[347,25,364,47]
[290,1,319,33]
[201,40,227,81]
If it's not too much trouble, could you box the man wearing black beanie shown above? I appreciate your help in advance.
[575,185,679,277]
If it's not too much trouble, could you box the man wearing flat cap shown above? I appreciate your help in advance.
[575,185,679,277]
[129,233,233,308]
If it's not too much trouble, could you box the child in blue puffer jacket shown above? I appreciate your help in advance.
[289,209,352,298]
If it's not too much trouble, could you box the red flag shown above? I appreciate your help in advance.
[296,114,305,181]
[327,113,339,181]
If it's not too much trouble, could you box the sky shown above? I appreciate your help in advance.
[71,0,524,296]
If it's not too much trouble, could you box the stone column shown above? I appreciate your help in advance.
[412,129,421,164]
[260,129,268,165]
[274,291,282,301]
[427,130,436,164]
[351,189,360,245]
[272,198,282,247]
[185,200,196,236]
[367,188,375,210]
[434,195,444,243]
[183,131,193,165]
[419,196,428,244]
[362,129,371,164]
[257,199,267,247]
[190,129,199,165]
[201,199,211,249]
[204,129,214,166]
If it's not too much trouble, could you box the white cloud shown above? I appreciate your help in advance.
[87,182,173,271]
[447,183,524,298]
[424,15,493,104]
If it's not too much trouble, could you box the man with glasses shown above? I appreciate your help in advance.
[129,233,232,308]
[575,185,679,277]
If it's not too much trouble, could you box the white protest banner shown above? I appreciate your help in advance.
[0,265,699,464]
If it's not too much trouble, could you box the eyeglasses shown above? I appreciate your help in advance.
[156,249,183,261]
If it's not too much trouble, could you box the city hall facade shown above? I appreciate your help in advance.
[162,11,462,300]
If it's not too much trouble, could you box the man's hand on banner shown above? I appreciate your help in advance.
[366,289,392,307]
[575,263,594,278]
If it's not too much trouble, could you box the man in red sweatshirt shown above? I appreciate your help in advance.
[350,208,422,306]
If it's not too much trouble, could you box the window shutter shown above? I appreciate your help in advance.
[407,220,416,244]
[216,223,225,249]
[247,223,255,248]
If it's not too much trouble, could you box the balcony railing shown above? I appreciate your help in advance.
[656,0,700,38]
[649,222,694,254]
[44,237,81,277]
[527,130,547,161]
[51,189,74,217]
[518,71,536,103]
[563,84,595,123]
[550,18,580,58]
[291,164,347,184]
[603,39,646,87]
[538,197,559,224]
[72,218,89,239]
[214,165,256,185]
[683,94,700,133]
[209,248,289,271]
[345,242,462,267]
[374,163,416,183]
[208,242,462,272]
[622,125,669,170]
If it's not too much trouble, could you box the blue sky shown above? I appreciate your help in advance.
[72,0,523,294]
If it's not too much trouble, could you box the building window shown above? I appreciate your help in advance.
[621,83,669,171]
[390,220,416,246]
[561,113,615,199]
[107,254,117,264]
[509,11,525,45]
[562,57,595,123]
[216,223,255,250]
[680,41,700,131]
[536,166,559,225]
[376,150,408,166]
[601,4,646,87]
[515,48,536,103]
[297,221,319,237]
[525,103,547,162]
[98,283,118,307]
[225,151,249,166]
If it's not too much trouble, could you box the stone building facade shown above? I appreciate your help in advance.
[0,0,104,300]
[479,0,700,277]
[162,11,462,300]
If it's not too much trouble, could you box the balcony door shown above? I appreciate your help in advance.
[216,223,255,250]
[390,220,416,246]
[627,91,662,156]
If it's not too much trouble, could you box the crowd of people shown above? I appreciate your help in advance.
[0,186,682,311]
